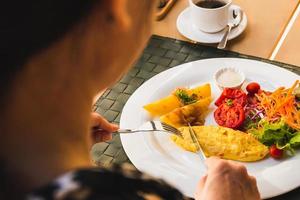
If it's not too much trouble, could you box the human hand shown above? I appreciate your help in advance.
[195,157,260,200]
[90,112,119,144]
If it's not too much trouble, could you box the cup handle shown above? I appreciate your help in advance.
[228,5,243,26]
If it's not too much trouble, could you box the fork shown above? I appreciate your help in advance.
[92,120,182,137]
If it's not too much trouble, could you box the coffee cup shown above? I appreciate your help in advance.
[188,0,242,33]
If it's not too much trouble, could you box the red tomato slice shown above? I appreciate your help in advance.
[215,88,247,107]
[233,95,247,106]
[214,94,226,107]
[214,104,245,129]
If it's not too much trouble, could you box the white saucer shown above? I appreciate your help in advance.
[176,7,247,44]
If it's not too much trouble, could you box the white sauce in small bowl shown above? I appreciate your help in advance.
[214,67,245,90]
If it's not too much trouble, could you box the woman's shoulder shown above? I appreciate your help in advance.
[27,163,191,200]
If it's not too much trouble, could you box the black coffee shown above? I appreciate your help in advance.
[195,0,226,9]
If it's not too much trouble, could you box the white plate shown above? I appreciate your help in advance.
[120,58,300,199]
[176,7,247,43]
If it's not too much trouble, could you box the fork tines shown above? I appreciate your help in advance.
[161,122,182,136]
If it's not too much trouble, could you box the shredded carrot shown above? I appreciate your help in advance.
[257,80,300,130]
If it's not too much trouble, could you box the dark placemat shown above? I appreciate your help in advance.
[92,35,300,200]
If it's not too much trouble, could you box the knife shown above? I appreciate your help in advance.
[187,122,207,167]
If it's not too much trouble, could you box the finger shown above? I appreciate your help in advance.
[92,129,106,143]
[248,175,259,193]
[205,156,221,168]
[91,112,103,127]
[248,175,257,185]
[205,156,227,172]
[91,131,103,143]
[245,175,261,200]
[198,174,207,189]
[195,175,207,200]
[101,132,113,142]
[91,112,119,131]
[92,130,113,143]
[229,161,249,178]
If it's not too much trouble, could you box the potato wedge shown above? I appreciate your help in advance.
[160,97,211,128]
[171,126,268,162]
[187,83,211,99]
[143,95,181,117]
[143,83,211,116]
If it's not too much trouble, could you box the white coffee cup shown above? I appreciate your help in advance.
[188,0,242,33]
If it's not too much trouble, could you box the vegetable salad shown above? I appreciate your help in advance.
[214,80,300,159]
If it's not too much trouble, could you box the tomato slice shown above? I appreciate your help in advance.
[233,95,247,106]
[215,88,247,107]
[214,94,226,107]
[214,104,245,129]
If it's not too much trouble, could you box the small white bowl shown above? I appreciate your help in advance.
[214,67,245,90]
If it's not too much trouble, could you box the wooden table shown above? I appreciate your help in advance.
[153,0,299,59]
[275,14,300,66]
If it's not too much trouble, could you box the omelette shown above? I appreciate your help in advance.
[171,126,268,162]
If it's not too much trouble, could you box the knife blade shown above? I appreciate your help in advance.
[187,123,207,166]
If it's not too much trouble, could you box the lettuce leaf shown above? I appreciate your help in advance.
[248,119,299,153]
[290,132,300,147]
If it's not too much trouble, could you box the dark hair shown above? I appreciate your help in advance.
[0,0,98,97]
